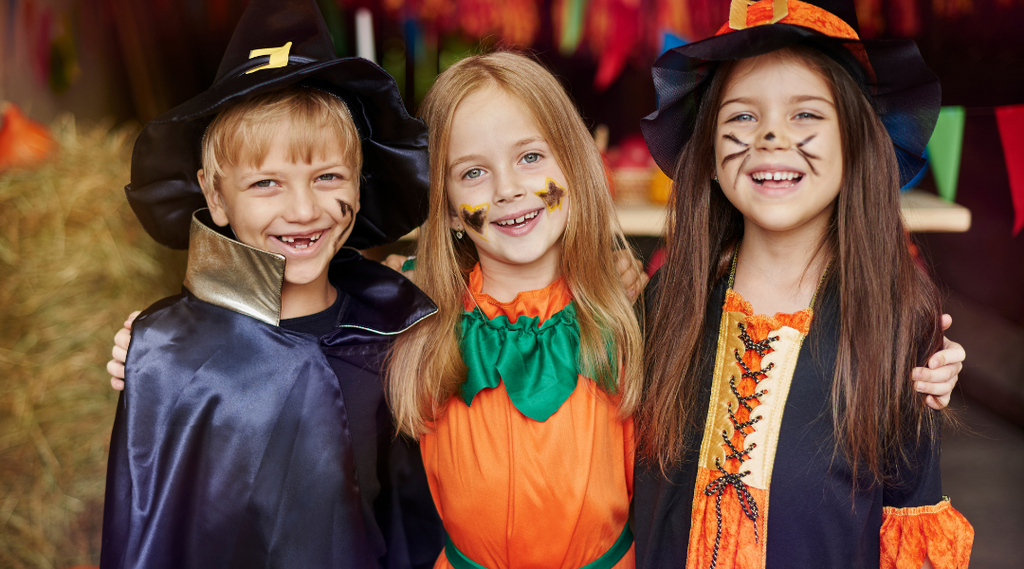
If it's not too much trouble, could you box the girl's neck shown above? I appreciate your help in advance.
[478,254,562,302]
[280,274,337,320]
[732,220,830,316]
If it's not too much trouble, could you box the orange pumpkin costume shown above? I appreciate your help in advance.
[420,265,634,569]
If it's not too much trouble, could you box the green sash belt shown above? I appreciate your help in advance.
[444,523,633,569]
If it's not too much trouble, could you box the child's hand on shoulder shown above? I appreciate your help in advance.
[107,311,139,391]
[615,250,648,300]
[913,314,965,410]
[383,254,415,280]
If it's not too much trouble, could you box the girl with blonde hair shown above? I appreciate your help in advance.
[387,51,643,568]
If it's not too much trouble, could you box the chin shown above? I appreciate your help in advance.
[283,265,329,286]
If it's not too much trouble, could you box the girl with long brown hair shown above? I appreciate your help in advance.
[631,1,973,567]
[387,52,644,568]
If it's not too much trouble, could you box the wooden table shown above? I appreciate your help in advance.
[614,189,972,235]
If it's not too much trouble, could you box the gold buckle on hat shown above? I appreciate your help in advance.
[246,41,293,74]
[729,0,788,30]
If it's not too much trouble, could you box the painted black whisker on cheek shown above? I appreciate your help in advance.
[796,135,820,175]
[724,134,749,147]
[334,199,356,247]
[722,133,750,167]
[731,154,752,189]
[336,199,354,217]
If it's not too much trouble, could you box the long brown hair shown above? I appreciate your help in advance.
[637,46,944,483]
[388,52,645,437]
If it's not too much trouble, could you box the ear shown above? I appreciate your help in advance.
[448,204,463,232]
[198,169,230,227]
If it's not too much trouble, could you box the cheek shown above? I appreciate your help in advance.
[460,204,489,235]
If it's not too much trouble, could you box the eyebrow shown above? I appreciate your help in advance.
[448,154,485,177]
[512,136,545,149]
[720,95,835,107]
[789,95,835,107]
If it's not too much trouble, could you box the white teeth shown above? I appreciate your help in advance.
[278,231,324,245]
[496,210,540,226]
[752,171,800,181]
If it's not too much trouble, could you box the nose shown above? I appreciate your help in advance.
[755,115,792,152]
[493,171,528,205]
[284,185,320,223]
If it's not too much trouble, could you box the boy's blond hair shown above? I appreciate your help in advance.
[387,52,644,437]
[201,87,362,191]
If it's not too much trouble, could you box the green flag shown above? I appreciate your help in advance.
[927,106,966,202]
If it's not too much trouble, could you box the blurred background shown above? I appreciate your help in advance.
[1,0,1022,567]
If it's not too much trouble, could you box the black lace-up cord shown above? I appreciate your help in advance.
[702,323,778,569]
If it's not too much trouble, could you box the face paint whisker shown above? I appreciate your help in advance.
[722,133,751,167]
[731,153,752,188]
[724,134,749,147]
[796,135,820,175]
[722,148,750,166]
[334,199,356,247]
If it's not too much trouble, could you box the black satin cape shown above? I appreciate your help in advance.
[101,246,443,569]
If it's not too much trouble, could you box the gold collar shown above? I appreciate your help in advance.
[183,210,285,326]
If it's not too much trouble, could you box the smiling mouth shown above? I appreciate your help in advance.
[751,171,804,187]
[494,209,541,228]
[275,231,324,250]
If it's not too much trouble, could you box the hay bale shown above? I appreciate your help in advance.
[0,116,185,568]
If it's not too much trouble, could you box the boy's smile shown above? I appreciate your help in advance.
[445,86,570,286]
[199,119,359,316]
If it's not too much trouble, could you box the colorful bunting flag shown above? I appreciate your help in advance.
[661,32,687,54]
[555,0,587,55]
[928,106,966,203]
[994,104,1024,237]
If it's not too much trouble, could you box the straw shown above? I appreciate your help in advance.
[0,116,185,567]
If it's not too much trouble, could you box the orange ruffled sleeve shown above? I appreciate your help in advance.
[880,498,974,569]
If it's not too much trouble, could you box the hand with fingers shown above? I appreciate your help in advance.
[615,249,649,300]
[383,254,415,279]
[912,314,966,410]
[107,311,139,391]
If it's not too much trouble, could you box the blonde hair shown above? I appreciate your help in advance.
[387,51,644,437]
[201,87,362,190]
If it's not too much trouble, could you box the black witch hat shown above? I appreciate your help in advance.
[641,0,940,187]
[127,0,429,250]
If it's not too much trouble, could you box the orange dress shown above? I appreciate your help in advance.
[420,266,635,569]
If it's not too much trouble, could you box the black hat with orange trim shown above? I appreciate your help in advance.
[641,0,940,187]
[127,0,428,250]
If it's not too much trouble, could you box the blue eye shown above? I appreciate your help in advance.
[317,173,342,182]
[521,152,541,164]
[795,112,823,120]
[464,168,483,180]
[728,113,756,122]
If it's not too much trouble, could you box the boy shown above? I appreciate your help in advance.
[100,1,442,567]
